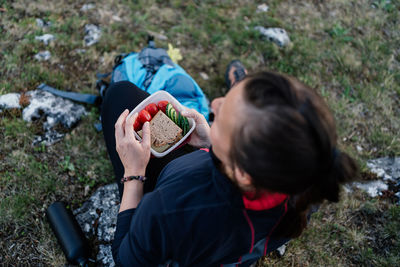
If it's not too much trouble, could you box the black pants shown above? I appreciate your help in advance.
[101,81,194,198]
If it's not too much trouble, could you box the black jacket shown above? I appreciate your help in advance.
[112,149,289,266]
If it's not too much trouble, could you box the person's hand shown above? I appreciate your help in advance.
[181,108,211,148]
[115,109,151,176]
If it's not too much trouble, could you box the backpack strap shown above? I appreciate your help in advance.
[37,83,103,132]
[114,53,130,67]
[37,83,101,105]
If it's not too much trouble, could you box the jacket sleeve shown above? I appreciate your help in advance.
[112,208,136,266]
[113,191,171,266]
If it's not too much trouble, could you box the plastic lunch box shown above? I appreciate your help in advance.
[127,91,196,158]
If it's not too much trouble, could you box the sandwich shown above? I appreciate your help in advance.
[138,110,183,153]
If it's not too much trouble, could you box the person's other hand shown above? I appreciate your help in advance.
[115,109,151,176]
[181,108,211,148]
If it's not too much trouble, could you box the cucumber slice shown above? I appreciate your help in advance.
[166,103,173,118]
[165,104,189,133]
[177,114,180,126]
[166,104,170,117]
[180,114,184,129]
[170,106,175,120]
[172,109,177,124]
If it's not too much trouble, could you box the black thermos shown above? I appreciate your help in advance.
[46,201,90,267]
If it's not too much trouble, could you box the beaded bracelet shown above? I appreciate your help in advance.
[120,175,147,184]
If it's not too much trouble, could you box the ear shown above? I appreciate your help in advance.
[234,167,253,188]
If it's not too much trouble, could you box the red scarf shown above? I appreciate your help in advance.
[242,191,287,211]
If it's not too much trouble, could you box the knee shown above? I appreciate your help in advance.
[102,81,139,105]
[105,81,137,98]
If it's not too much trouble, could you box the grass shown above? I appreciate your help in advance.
[1,0,399,265]
[262,193,400,266]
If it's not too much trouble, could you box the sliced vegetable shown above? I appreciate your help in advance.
[166,103,173,118]
[145,103,158,117]
[163,103,190,135]
[172,109,178,124]
[183,117,189,135]
[138,109,152,124]
[178,113,183,129]
[133,118,142,131]
[157,101,169,113]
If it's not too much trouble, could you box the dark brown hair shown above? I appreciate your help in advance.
[229,71,358,238]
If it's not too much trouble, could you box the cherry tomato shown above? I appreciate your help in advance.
[138,109,152,124]
[145,103,159,117]
[133,118,142,132]
[157,100,169,113]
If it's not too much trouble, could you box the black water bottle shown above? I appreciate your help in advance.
[46,202,90,267]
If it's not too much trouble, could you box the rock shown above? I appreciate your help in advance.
[257,4,269,13]
[80,3,95,11]
[367,157,400,181]
[22,89,87,145]
[353,180,388,198]
[112,15,122,22]
[0,93,21,112]
[147,30,168,41]
[349,156,400,202]
[23,90,87,130]
[35,34,55,45]
[84,185,90,196]
[368,166,386,179]
[36,18,51,28]
[254,26,290,47]
[276,244,287,256]
[97,245,115,267]
[74,48,87,54]
[98,207,118,242]
[84,24,102,46]
[343,184,353,194]
[36,18,44,28]
[199,72,209,80]
[0,89,86,146]
[32,129,65,146]
[34,51,51,61]
[74,184,119,266]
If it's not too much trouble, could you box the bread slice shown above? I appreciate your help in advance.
[137,110,183,153]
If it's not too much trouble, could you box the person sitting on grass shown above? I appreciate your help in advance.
[101,60,358,266]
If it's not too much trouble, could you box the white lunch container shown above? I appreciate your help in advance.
[127,91,196,158]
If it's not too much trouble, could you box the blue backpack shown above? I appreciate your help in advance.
[37,41,210,131]
[108,46,210,121]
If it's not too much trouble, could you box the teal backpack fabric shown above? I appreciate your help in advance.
[111,53,210,121]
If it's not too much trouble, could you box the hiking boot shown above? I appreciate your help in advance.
[225,60,248,92]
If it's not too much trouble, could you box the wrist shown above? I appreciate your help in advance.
[120,180,143,212]
[202,137,211,148]
[123,179,144,189]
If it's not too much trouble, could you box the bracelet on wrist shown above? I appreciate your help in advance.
[120,175,147,184]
